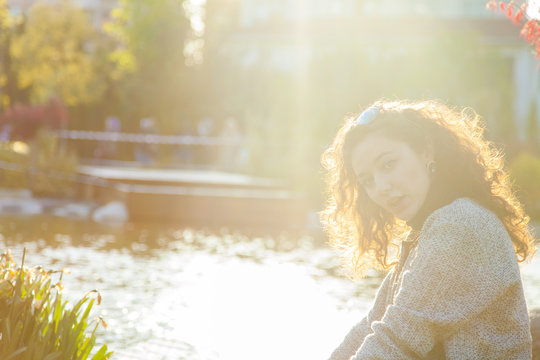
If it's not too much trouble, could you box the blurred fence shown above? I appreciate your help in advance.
[57,130,242,146]
[56,130,247,171]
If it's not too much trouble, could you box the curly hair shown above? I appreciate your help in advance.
[320,99,536,277]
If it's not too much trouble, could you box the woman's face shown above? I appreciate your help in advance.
[351,131,433,222]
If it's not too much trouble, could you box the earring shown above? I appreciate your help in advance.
[427,160,437,173]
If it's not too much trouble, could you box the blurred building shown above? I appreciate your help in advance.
[6,0,118,27]
[209,0,538,141]
[236,0,358,27]
[360,0,493,18]
[215,0,517,72]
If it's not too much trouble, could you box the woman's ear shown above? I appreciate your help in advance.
[422,140,435,163]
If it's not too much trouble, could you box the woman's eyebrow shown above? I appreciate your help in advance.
[374,151,393,163]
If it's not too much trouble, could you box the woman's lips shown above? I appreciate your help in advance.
[387,195,406,210]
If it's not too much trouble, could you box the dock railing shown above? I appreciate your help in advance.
[56,130,243,146]
[56,129,247,170]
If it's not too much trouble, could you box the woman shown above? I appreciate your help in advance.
[321,100,535,359]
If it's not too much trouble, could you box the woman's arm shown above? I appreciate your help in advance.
[350,218,522,359]
[329,270,394,360]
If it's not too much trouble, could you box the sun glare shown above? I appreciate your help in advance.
[11,141,29,155]
[528,0,540,20]
[184,0,205,36]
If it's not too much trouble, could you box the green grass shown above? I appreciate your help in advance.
[0,249,112,359]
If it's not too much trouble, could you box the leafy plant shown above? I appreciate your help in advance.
[0,249,112,359]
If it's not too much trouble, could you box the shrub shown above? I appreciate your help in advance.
[0,129,79,197]
[0,99,68,141]
[0,249,112,359]
[30,129,78,197]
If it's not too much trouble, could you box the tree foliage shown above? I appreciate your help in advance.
[9,0,107,107]
[0,0,21,109]
[0,0,8,108]
[103,0,191,132]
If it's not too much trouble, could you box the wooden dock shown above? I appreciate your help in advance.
[77,165,308,230]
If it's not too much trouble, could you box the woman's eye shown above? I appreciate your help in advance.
[383,159,396,170]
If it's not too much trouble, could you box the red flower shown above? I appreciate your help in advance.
[500,1,506,11]
[534,23,540,41]
[506,4,513,18]
[520,20,536,42]
[514,9,524,24]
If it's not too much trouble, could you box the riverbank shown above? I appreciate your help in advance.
[0,184,321,236]
[0,186,537,236]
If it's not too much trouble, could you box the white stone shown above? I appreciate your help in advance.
[52,203,94,220]
[92,201,129,225]
[0,198,43,215]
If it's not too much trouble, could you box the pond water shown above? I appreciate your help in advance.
[1,216,539,360]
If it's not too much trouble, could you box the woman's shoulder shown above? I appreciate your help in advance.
[418,197,512,254]
[423,197,503,233]
[416,197,520,281]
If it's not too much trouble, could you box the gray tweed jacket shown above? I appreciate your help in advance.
[329,198,532,359]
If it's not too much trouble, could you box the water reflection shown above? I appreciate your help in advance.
[1,216,538,360]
